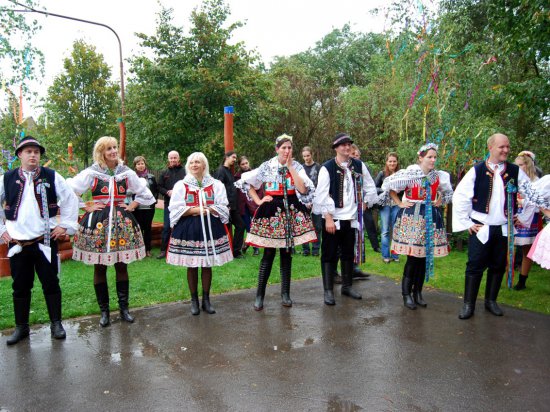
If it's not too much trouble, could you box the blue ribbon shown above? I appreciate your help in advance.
[424,178,434,282]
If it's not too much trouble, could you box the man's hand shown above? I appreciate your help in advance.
[324,215,336,234]
[468,223,483,235]
[51,226,67,240]
[1,232,12,244]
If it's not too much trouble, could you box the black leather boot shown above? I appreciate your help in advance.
[280,252,293,307]
[201,292,216,314]
[44,293,66,339]
[254,253,274,311]
[341,261,362,299]
[401,262,416,310]
[7,296,31,346]
[94,283,110,327]
[413,270,427,308]
[116,280,135,323]
[513,274,528,291]
[352,264,370,280]
[459,275,482,319]
[485,272,504,316]
[190,292,200,315]
[322,262,335,305]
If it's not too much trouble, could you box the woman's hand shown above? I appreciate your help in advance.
[285,147,294,169]
[399,200,413,209]
[433,193,442,207]
[257,195,273,206]
[85,203,106,213]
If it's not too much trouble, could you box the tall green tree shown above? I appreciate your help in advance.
[125,0,273,166]
[43,40,119,166]
[0,0,44,89]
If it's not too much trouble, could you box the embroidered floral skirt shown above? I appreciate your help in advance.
[391,202,449,258]
[167,215,233,267]
[515,211,541,246]
[246,194,317,249]
[73,206,146,265]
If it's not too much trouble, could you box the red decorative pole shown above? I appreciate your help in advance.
[224,106,234,152]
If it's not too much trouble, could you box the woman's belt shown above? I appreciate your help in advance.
[265,189,296,196]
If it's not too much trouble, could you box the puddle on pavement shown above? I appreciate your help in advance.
[362,316,386,326]
[327,395,363,411]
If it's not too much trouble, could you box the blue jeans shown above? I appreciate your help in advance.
[379,205,399,259]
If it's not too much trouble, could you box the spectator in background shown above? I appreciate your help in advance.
[131,156,159,257]
[375,152,401,263]
[301,146,322,257]
[350,144,381,254]
[157,151,185,259]
[235,156,260,256]
[213,151,246,259]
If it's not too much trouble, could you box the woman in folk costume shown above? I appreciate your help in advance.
[513,151,542,289]
[521,175,550,270]
[235,134,317,311]
[166,152,233,315]
[68,136,155,327]
[381,143,453,310]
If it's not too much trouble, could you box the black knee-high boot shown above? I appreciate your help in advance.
[402,258,416,309]
[459,275,482,319]
[412,258,427,308]
[280,250,292,307]
[7,296,31,345]
[94,283,110,327]
[341,260,362,299]
[44,292,66,339]
[322,262,335,305]
[254,250,275,311]
[116,280,135,323]
[485,271,504,316]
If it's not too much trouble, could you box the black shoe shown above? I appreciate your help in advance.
[324,290,335,305]
[234,253,245,259]
[513,274,528,291]
[156,251,166,259]
[201,292,216,314]
[373,247,381,253]
[311,251,319,257]
[458,303,475,319]
[485,300,504,316]
[191,293,200,315]
[50,321,66,340]
[254,296,264,311]
[116,281,135,323]
[403,295,417,310]
[352,267,370,279]
[302,251,310,256]
[7,325,30,346]
[94,283,111,327]
[253,248,260,256]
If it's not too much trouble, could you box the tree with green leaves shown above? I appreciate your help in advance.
[125,0,273,167]
[42,40,119,167]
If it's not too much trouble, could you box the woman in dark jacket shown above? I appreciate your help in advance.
[132,156,159,257]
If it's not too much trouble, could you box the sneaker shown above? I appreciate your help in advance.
[383,258,391,264]
[393,257,400,263]
[156,251,166,259]
[311,251,319,257]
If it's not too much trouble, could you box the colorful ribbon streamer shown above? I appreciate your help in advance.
[506,180,518,288]
[424,178,434,282]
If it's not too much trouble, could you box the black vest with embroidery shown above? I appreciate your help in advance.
[472,161,519,216]
[323,158,363,208]
[3,167,58,220]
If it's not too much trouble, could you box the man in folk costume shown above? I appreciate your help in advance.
[313,133,378,305]
[0,136,79,345]
[453,133,550,319]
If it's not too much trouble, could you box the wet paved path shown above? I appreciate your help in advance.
[1,276,549,411]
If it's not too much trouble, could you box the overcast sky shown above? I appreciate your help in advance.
[4,0,389,117]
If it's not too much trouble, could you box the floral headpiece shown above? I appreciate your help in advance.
[518,150,535,161]
[417,142,438,155]
[275,134,293,146]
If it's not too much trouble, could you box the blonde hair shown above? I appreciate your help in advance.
[515,154,536,181]
[93,136,119,168]
[185,152,210,176]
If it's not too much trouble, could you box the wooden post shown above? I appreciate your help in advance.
[224,106,234,152]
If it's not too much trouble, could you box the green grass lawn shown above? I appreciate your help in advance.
[1,206,548,330]
[1,246,548,330]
